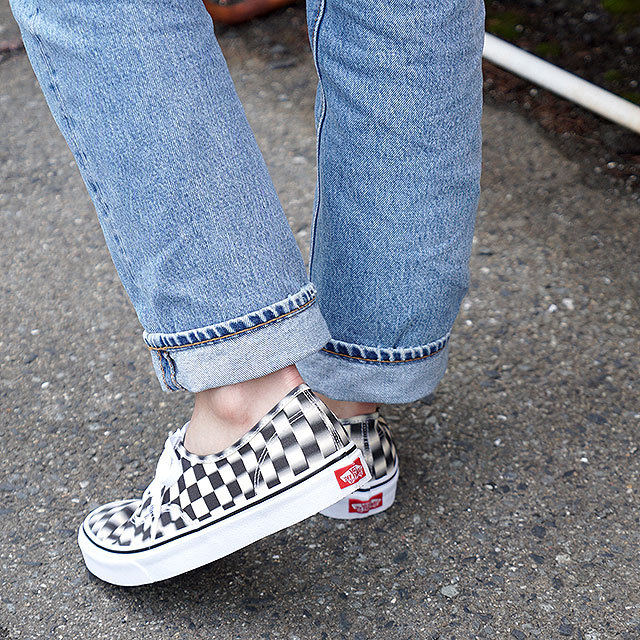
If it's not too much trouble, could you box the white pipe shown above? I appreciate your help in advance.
[483,32,640,136]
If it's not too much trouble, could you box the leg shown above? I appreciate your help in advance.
[300,0,485,405]
[9,0,370,584]
[301,0,484,518]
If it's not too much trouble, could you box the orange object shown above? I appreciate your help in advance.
[203,0,297,24]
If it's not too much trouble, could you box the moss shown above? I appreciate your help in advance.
[486,11,528,40]
[534,42,562,58]
[620,91,640,104]
[601,0,640,14]
[603,69,625,83]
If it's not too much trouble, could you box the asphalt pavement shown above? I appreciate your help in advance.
[1,2,639,639]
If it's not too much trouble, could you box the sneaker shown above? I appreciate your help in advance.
[320,411,398,519]
[77,384,370,586]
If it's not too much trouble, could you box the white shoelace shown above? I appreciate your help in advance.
[140,427,185,541]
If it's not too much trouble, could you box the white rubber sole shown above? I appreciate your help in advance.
[78,444,370,586]
[319,463,398,519]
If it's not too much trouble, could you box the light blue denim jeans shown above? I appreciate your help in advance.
[10,0,484,403]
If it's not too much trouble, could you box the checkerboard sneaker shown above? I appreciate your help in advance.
[77,384,370,586]
[320,411,398,519]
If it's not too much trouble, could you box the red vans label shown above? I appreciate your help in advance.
[334,458,366,489]
[348,493,383,514]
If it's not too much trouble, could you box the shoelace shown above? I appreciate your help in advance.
[140,427,185,541]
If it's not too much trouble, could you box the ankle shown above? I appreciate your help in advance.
[316,393,378,420]
[185,365,303,455]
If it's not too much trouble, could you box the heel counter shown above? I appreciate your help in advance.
[375,414,398,474]
[343,413,397,481]
[376,415,397,459]
[340,417,371,475]
[301,389,351,451]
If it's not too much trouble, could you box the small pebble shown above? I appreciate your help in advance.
[393,550,408,564]
[440,585,459,598]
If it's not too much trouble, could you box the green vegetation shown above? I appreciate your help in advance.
[601,0,640,14]
[603,69,625,83]
[486,10,528,40]
[620,91,640,104]
[534,42,562,58]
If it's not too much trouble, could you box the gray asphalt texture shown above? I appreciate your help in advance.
[1,2,639,639]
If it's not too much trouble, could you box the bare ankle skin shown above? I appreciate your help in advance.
[315,393,378,420]
[184,365,304,456]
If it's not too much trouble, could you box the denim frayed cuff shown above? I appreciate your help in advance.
[297,335,450,404]
[144,283,331,392]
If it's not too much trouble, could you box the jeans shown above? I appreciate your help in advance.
[9,0,484,404]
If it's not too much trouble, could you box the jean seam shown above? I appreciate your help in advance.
[154,351,172,390]
[145,294,317,352]
[308,0,328,281]
[320,342,447,364]
[166,352,188,391]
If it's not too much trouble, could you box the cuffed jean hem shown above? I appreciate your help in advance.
[143,283,331,392]
[296,334,450,404]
